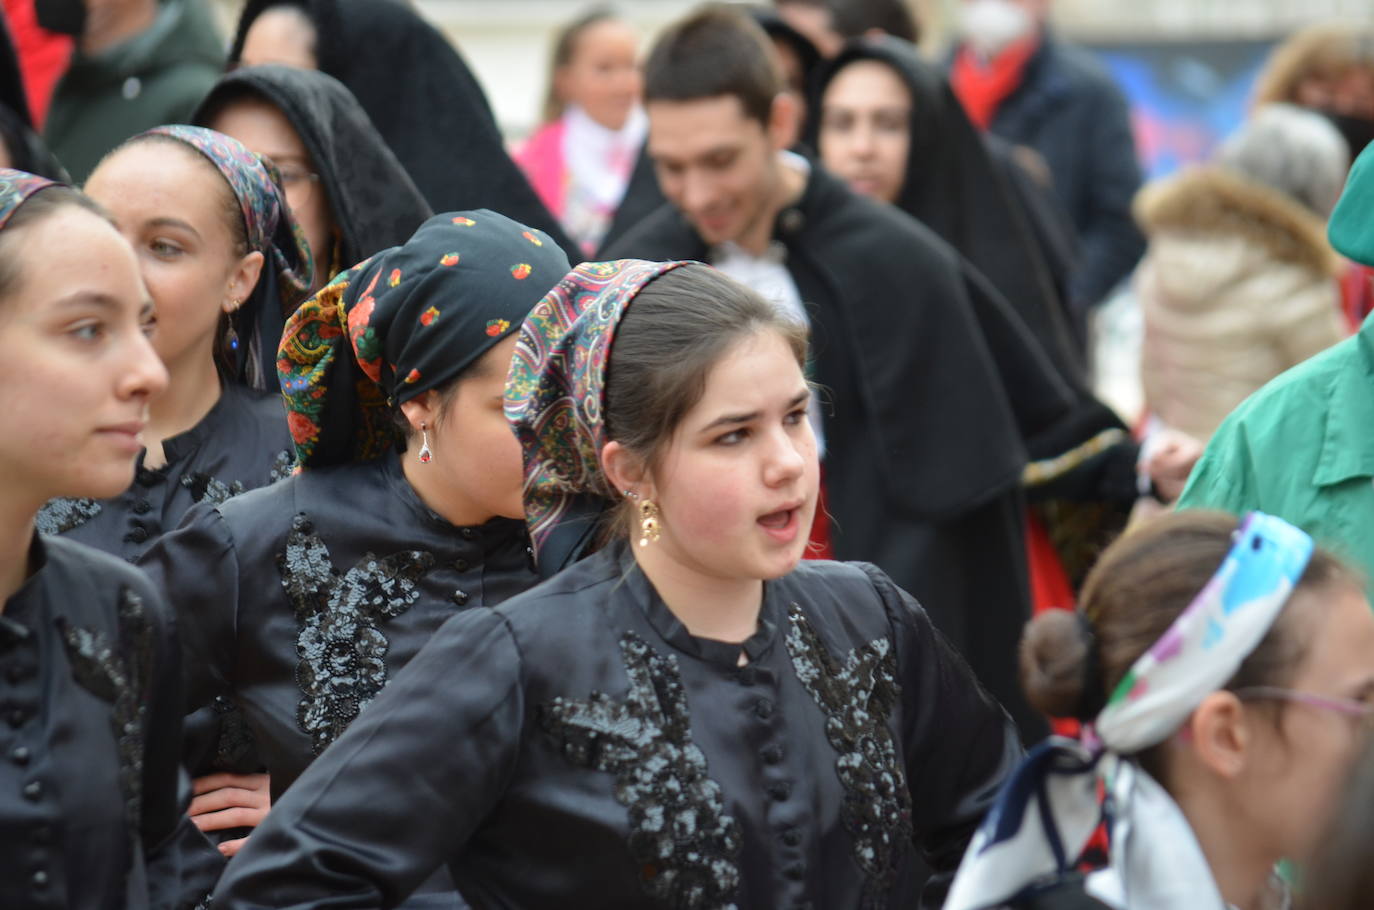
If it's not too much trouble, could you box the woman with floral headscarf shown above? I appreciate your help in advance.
[212,259,1021,909]
[36,125,313,561]
[140,212,570,899]
[0,169,221,906]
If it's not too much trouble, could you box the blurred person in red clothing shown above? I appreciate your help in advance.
[948,0,1144,334]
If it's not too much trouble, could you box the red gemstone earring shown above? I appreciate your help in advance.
[418,422,433,464]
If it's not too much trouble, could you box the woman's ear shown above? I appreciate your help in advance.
[398,389,441,436]
[601,440,650,498]
[1187,691,1251,779]
[224,249,266,313]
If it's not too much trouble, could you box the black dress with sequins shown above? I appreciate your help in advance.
[212,544,1023,910]
[139,450,537,907]
[36,382,293,562]
[0,534,222,908]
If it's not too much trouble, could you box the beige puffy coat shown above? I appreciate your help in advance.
[1134,166,1346,442]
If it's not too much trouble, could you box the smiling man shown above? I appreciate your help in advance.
[603,3,1058,735]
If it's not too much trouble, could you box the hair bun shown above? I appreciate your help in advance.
[1020,609,1102,722]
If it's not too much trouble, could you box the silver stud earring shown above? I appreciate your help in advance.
[418,422,433,464]
[623,489,639,500]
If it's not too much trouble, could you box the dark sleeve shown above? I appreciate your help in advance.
[1068,79,1145,310]
[212,608,526,908]
[861,564,1023,909]
[137,503,243,774]
[132,580,227,909]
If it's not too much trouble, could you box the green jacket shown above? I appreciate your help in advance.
[1179,313,1374,581]
[44,0,223,181]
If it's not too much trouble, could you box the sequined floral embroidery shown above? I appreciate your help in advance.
[35,497,103,535]
[784,604,911,906]
[58,587,156,841]
[277,513,434,754]
[181,473,246,507]
[539,633,742,909]
[212,695,257,769]
[269,449,295,483]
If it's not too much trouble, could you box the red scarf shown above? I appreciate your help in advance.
[950,37,1038,131]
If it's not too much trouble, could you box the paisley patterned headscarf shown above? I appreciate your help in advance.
[136,125,313,389]
[280,210,570,468]
[505,258,690,574]
[0,168,59,230]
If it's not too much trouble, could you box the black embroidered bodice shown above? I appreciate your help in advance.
[785,604,911,906]
[208,548,1023,910]
[541,632,742,908]
[35,382,293,561]
[278,513,435,754]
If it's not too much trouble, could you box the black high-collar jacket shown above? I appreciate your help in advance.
[213,544,1022,909]
[0,535,222,908]
[37,382,293,563]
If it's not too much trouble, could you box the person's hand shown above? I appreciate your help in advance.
[1144,429,1203,503]
[189,772,271,857]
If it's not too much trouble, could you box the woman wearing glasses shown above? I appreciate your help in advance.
[945,510,1374,910]
[195,64,433,292]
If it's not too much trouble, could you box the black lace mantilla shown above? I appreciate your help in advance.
[784,604,911,906]
[540,633,742,909]
[58,587,156,841]
[35,497,102,535]
[278,513,434,754]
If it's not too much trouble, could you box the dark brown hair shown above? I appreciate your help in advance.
[0,186,112,301]
[1021,511,1359,772]
[541,6,623,124]
[643,4,782,125]
[601,263,808,535]
[829,0,919,43]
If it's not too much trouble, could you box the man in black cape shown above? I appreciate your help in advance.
[604,4,1074,736]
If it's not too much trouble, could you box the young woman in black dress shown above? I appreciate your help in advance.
[212,259,1021,909]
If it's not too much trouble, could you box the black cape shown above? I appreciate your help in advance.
[604,165,1069,735]
[229,0,573,254]
[811,41,1141,529]
[212,545,1022,908]
[813,37,1083,379]
[193,63,432,276]
[0,535,222,907]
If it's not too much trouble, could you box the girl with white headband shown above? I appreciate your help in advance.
[946,510,1374,910]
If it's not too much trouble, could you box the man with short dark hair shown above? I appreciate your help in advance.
[606,4,1065,740]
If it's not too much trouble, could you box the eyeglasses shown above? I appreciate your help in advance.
[1235,686,1374,729]
[275,164,321,206]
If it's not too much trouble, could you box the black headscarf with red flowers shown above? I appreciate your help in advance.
[277,209,571,468]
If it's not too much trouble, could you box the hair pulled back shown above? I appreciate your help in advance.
[543,6,624,124]
[1020,511,1358,725]
[0,187,111,301]
[601,263,807,533]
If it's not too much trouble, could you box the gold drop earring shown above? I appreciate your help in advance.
[638,498,661,548]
